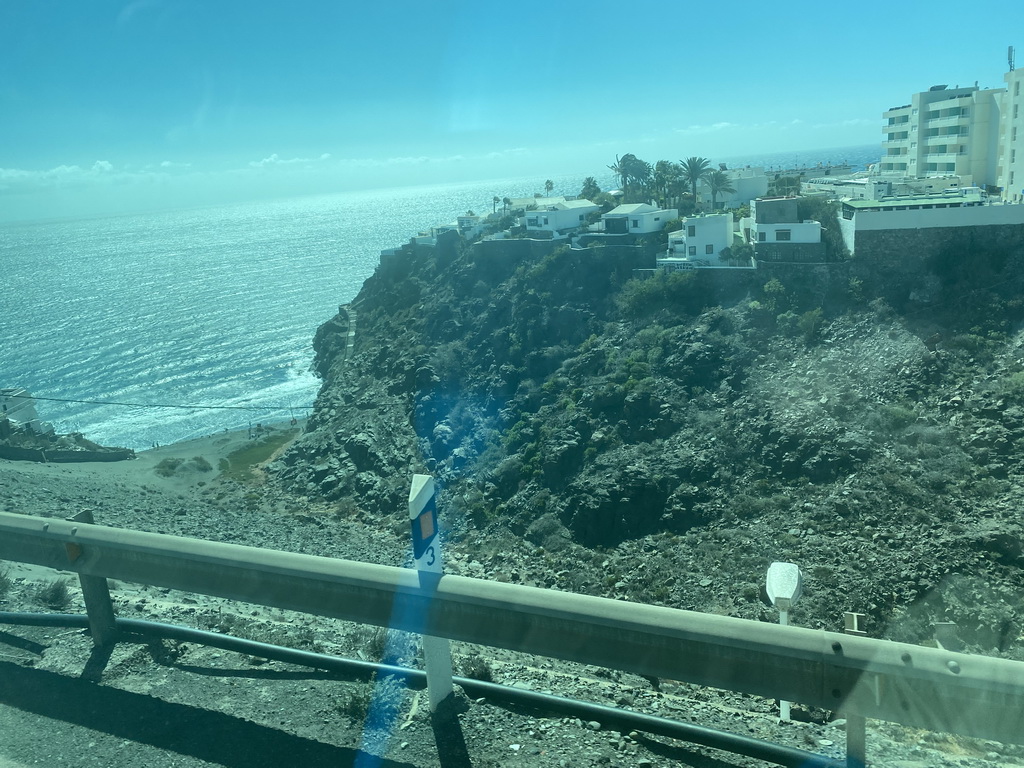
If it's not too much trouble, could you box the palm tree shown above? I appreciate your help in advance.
[680,156,711,212]
[653,160,683,206]
[544,179,554,196]
[580,177,601,200]
[502,196,511,214]
[706,170,736,211]
[608,153,638,198]
[492,196,500,213]
[627,159,653,201]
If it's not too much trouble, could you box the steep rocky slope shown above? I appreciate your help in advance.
[272,234,1024,655]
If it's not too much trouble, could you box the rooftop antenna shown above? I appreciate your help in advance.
[1010,45,1015,72]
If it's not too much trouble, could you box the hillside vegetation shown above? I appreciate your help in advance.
[271,236,1024,655]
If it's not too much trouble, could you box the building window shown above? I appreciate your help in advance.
[1016,105,1020,119]
[776,230,791,241]
[527,217,538,226]
[688,246,696,255]
[631,219,639,228]
[705,244,714,255]
[1016,81,1020,97]
[1013,150,1017,164]
[687,225,696,236]
[757,232,766,242]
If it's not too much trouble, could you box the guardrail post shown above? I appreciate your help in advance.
[66,510,118,647]
[408,475,454,711]
[844,612,868,768]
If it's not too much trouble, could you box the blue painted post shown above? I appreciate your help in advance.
[408,474,454,712]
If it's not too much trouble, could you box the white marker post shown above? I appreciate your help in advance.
[408,474,454,712]
[766,561,803,722]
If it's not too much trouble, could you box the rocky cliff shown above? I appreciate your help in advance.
[270,233,1024,655]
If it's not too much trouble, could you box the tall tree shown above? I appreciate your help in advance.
[493,195,500,213]
[544,179,554,196]
[706,170,736,211]
[626,159,653,201]
[608,153,639,199]
[502,196,512,213]
[580,177,601,200]
[653,160,683,205]
[680,156,711,212]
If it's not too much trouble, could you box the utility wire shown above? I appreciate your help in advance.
[14,395,308,412]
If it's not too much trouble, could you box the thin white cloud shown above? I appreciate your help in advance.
[484,147,528,160]
[811,117,875,130]
[674,122,739,135]
[0,161,125,192]
[248,153,334,168]
[331,154,468,168]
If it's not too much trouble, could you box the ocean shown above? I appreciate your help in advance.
[0,145,878,450]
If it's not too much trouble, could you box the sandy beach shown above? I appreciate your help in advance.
[0,418,306,500]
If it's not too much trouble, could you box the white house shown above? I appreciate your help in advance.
[749,197,821,244]
[602,203,678,234]
[456,213,484,238]
[658,214,741,270]
[667,214,732,259]
[748,197,824,263]
[508,195,566,211]
[524,199,600,234]
[696,166,769,210]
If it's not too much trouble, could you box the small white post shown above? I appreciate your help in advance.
[766,562,803,723]
[844,612,868,768]
[408,474,454,712]
[778,606,791,722]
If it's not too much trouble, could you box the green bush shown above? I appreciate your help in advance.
[34,578,71,610]
[337,682,373,721]
[189,456,212,472]
[616,271,703,319]
[458,652,494,682]
[154,458,184,477]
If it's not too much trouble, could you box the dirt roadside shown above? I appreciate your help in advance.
[0,427,1020,767]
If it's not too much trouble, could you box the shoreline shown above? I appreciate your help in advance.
[0,418,307,494]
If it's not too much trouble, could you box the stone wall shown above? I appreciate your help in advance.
[850,223,1024,307]
[754,241,826,263]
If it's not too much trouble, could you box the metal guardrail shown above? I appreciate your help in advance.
[2,511,1023,747]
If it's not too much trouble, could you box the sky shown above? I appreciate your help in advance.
[0,0,1020,222]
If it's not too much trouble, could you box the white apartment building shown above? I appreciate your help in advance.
[999,67,1024,200]
[880,85,1002,185]
[880,61,1024,200]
